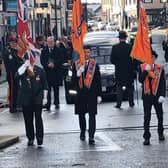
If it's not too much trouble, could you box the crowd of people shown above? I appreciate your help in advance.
[0,30,167,147]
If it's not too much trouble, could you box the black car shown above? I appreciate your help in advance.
[64,31,122,104]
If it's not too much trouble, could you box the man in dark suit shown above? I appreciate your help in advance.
[3,36,23,113]
[16,60,48,146]
[71,45,102,145]
[110,30,135,109]
[139,50,166,145]
[41,36,63,110]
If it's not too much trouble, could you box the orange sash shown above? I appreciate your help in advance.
[75,58,96,89]
[141,63,162,95]
[84,58,96,89]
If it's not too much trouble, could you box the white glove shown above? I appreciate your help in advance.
[18,63,28,75]
[77,69,82,77]
[145,64,151,71]
[97,96,102,104]
[43,90,48,105]
[158,96,165,103]
[77,65,84,77]
[80,65,85,73]
[122,86,126,91]
[43,98,47,105]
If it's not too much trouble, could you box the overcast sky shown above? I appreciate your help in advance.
[81,0,101,3]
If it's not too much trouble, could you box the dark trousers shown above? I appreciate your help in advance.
[47,84,60,107]
[143,96,164,140]
[7,72,19,112]
[22,104,43,142]
[116,83,134,107]
[79,113,96,139]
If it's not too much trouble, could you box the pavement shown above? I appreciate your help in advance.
[0,64,19,149]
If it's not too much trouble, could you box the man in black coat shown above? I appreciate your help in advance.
[71,45,102,145]
[3,36,23,113]
[41,36,63,110]
[162,35,168,62]
[110,30,135,109]
[16,60,48,146]
[139,50,166,145]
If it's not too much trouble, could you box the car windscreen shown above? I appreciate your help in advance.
[90,45,112,64]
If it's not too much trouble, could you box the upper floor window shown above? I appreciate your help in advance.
[144,0,153,3]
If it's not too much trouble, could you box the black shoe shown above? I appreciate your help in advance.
[129,102,135,107]
[55,104,60,109]
[27,140,34,146]
[43,104,50,110]
[89,138,95,145]
[143,139,150,145]
[37,139,43,146]
[10,108,17,113]
[115,105,121,109]
[159,134,165,141]
[80,133,85,141]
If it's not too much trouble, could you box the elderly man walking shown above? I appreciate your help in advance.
[41,36,63,110]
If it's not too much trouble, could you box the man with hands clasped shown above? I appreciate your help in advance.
[71,45,102,145]
[139,50,166,145]
[16,59,48,147]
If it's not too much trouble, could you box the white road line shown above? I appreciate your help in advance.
[96,132,122,151]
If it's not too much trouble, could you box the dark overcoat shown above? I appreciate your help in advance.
[40,46,63,86]
[110,41,135,86]
[16,65,48,106]
[71,59,102,115]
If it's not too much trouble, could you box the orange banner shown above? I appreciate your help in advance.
[130,0,153,66]
[71,0,87,64]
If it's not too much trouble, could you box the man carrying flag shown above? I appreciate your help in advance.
[71,0,102,145]
[131,0,166,145]
[16,0,48,147]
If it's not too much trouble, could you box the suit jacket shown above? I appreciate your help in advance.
[40,45,63,86]
[138,65,166,99]
[71,58,102,115]
[3,47,23,79]
[110,41,135,86]
[16,65,48,106]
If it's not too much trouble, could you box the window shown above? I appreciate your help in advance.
[144,0,153,3]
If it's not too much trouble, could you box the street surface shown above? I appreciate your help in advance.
[0,31,168,167]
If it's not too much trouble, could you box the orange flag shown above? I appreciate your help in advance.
[130,0,153,66]
[71,0,87,64]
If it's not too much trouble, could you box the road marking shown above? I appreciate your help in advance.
[96,132,122,151]
[53,133,122,154]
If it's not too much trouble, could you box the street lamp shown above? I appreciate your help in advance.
[162,0,167,26]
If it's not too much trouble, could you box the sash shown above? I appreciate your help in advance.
[75,58,96,89]
[84,58,96,89]
[141,63,162,95]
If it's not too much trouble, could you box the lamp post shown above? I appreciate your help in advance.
[54,0,58,40]
[162,0,167,26]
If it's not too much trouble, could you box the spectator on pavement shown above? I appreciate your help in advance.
[71,45,102,145]
[162,34,168,62]
[3,35,23,113]
[139,50,166,145]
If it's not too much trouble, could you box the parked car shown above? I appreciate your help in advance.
[64,31,121,104]
[106,23,119,31]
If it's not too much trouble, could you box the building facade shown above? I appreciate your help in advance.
[101,0,168,29]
